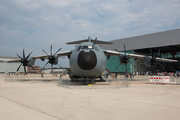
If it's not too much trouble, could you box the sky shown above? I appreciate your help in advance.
[0,0,180,68]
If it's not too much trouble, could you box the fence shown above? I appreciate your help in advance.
[4,74,59,82]
[4,74,180,89]
[59,76,129,89]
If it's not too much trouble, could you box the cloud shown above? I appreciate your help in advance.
[0,0,180,67]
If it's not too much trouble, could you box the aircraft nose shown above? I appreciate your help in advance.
[78,50,97,70]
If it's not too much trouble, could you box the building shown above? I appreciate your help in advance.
[0,56,24,74]
[99,28,180,74]
[1,28,180,74]
[28,66,41,74]
[0,56,41,74]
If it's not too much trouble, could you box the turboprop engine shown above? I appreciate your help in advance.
[143,49,160,67]
[42,44,62,69]
[119,54,129,65]
[16,49,35,74]
[114,44,132,69]
[27,57,35,66]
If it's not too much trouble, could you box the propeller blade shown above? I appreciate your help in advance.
[157,62,164,68]
[127,60,132,64]
[147,67,150,72]
[125,63,127,73]
[128,47,134,56]
[53,48,62,56]
[51,64,53,74]
[23,48,25,59]
[127,60,136,68]
[147,56,152,60]
[30,66,35,70]
[42,49,49,56]
[58,63,62,68]
[155,49,161,58]
[150,48,153,58]
[25,51,33,60]
[16,53,22,59]
[17,64,22,71]
[43,61,49,69]
[116,64,121,69]
[24,66,27,74]
[50,44,52,56]
[123,44,126,55]
[114,49,119,52]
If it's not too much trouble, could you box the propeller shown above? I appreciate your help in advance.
[16,49,33,74]
[42,44,62,70]
[145,48,165,71]
[147,48,160,66]
[115,44,135,72]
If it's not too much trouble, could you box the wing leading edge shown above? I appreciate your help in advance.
[32,50,72,59]
[3,51,72,63]
[103,49,178,63]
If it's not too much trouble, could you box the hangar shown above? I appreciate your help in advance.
[0,56,24,74]
[1,28,180,74]
[100,28,180,74]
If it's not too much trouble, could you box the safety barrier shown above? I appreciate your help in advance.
[149,76,169,84]
[4,74,180,88]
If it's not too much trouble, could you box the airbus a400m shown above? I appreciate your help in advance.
[5,37,178,81]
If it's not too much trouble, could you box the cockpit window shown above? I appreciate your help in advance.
[81,46,93,49]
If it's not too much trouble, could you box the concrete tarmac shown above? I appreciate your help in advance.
[0,76,180,120]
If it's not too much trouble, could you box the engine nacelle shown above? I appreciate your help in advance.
[144,57,151,66]
[119,54,128,64]
[54,54,59,65]
[144,57,157,67]
[27,57,35,66]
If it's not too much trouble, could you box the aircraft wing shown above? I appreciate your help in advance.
[57,50,72,57]
[0,58,21,62]
[32,51,72,59]
[103,50,145,58]
[3,51,72,63]
[103,49,178,62]
[156,57,178,62]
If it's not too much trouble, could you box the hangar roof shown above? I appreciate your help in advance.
[100,28,180,53]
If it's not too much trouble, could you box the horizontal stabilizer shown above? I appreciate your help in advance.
[66,39,113,45]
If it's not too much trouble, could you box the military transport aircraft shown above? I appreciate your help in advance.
[5,36,178,80]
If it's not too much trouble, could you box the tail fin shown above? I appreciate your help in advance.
[88,36,91,42]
